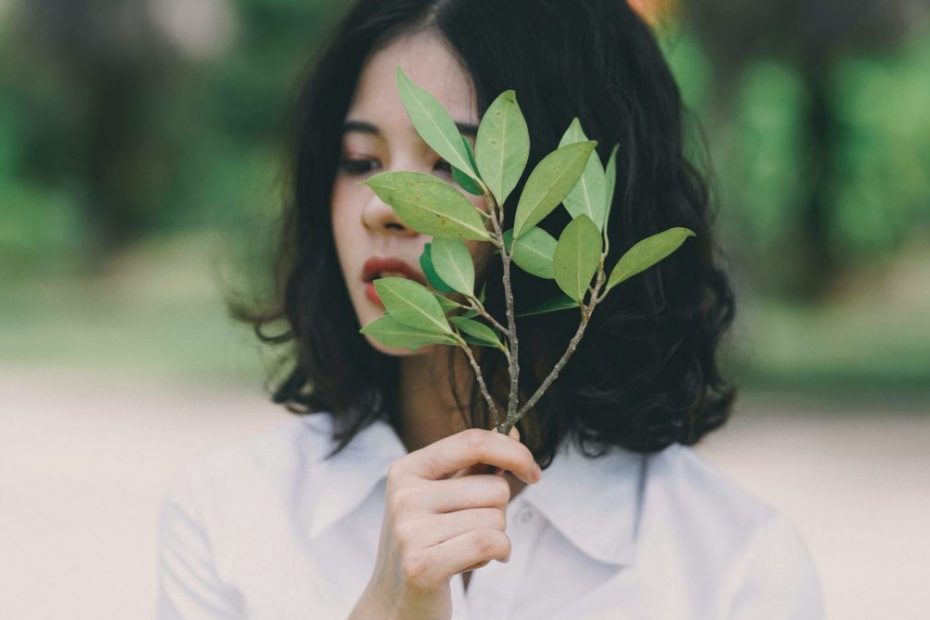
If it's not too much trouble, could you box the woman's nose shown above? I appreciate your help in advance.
[360,168,423,236]
[361,195,417,236]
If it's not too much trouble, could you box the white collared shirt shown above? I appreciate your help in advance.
[157,412,823,619]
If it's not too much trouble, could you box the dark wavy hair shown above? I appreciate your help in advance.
[231,0,738,468]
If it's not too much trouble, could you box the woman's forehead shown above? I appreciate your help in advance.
[346,32,479,130]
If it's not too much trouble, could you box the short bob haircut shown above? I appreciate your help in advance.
[233,0,738,468]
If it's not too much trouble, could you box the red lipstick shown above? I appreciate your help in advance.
[361,256,428,306]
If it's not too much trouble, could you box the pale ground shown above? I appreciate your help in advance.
[1,366,928,619]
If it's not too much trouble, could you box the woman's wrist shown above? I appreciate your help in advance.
[347,583,400,620]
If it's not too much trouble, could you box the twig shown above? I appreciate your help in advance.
[483,192,521,432]
[453,334,501,429]
[465,296,508,336]
[506,253,608,430]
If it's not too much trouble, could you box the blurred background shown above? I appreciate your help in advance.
[1,0,927,618]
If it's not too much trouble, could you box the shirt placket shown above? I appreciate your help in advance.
[455,498,542,620]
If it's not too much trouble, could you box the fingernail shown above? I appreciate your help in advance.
[533,464,542,482]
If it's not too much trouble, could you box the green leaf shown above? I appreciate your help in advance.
[449,316,505,350]
[360,315,457,349]
[503,227,557,279]
[396,66,478,182]
[452,166,482,195]
[419,243,455,293]
[513,140,597,238]
[463,135,480,171]
[603,144,619,230]
[430,237,475,296]
[558,119,607,230]
[553,215,602,302]
[559,116,587,145]
[515,293,579,317]
[475,90,530,207]
[453,137,484,195]
[605,227,696,293]
[362,172,491,241]
[434,293,465,314]
[373,277,452,334]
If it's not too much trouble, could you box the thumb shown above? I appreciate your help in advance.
[489,425,521,477]
[466,426,521,477]
[506,425,520,443]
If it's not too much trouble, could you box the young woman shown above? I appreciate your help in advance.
[157,1,824,618]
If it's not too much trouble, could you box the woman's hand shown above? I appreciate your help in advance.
[348,426,541,620]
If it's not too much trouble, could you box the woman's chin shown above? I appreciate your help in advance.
[363,334,436,357]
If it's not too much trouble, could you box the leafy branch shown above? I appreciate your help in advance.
[358,66,695,435]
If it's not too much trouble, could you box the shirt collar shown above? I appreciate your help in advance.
[305,413,407,541]
[304,413,643,567]
[519,432,643,566]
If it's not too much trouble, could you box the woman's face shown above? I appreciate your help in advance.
[331,32,488,355]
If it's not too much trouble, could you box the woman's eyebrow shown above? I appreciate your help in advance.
[342,119,478,137]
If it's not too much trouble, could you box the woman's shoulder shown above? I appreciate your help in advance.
[180,412,333,471]
[156,413,352,614]
[637,443,823,615]
[640,442,805,548]
[643,443,777,528]
[160,413,337,519]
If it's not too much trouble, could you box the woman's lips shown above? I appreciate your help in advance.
[360,256,427,307]
[364,281,383,307]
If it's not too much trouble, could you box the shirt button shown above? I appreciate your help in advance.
[517,506,534,524]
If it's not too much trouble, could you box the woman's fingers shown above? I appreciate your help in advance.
[402,427,539,485]
[364,425,541,614]
[430,476,510,513]
[462,559,492,572]
[390,475,511,515]
[489,427,521,477]
[399,507,507,550]
[407,528,512,586]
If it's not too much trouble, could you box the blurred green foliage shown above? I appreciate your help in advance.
[0,0,338,274]
[2,2,928,282]
[0,1,928,394]
[663,20,930,296]
[831,36,930,259]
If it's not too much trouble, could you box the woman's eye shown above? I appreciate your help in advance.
[340,158,379,175]
[339,157,452,177]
